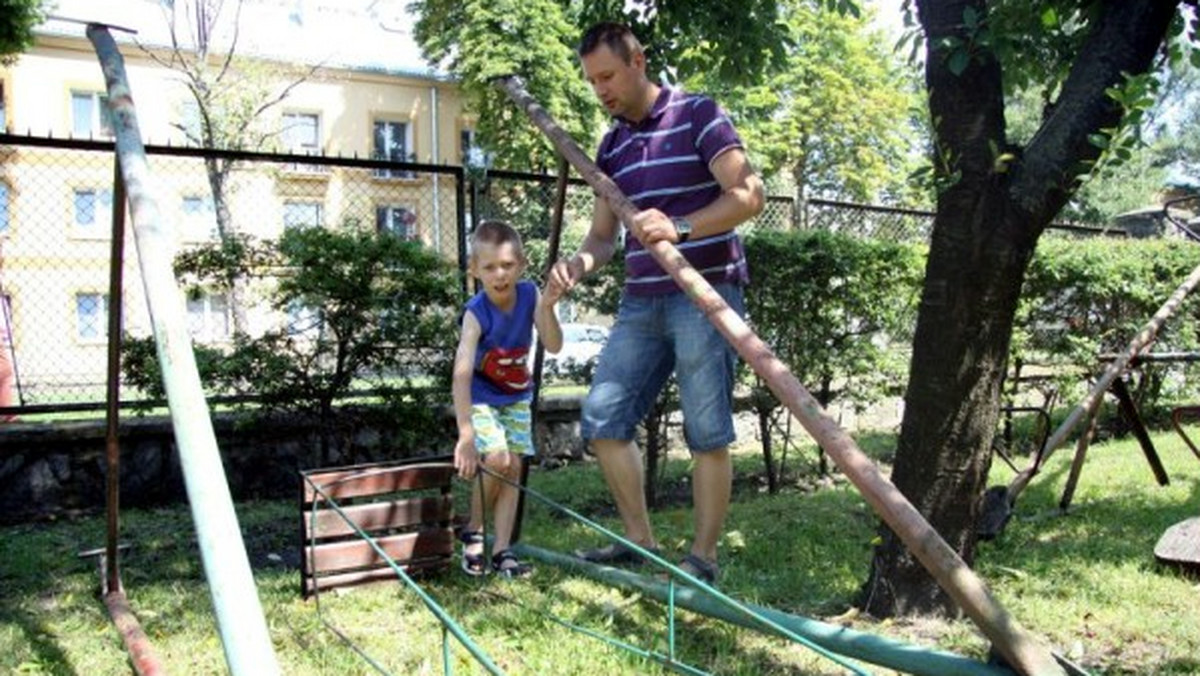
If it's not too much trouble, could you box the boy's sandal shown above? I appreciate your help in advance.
[573,542,661,565]
[678,553,719,585]
[459,529,487,577]
[491,549,532,578]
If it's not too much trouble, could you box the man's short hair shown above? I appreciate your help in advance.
[578,22,642,63]
[469,220,525,260]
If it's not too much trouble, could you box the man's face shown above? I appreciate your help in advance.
[581,44,645,120]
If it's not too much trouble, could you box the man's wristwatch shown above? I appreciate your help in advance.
[671,217,693,243]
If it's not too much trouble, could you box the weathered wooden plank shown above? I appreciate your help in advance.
[301,463,455,503]
[302,495,452,540]
[303,557,450,596]
[305,528,454,573]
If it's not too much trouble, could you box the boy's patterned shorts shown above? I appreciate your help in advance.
[470,401,534,456]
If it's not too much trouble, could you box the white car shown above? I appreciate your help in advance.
[541,323,609,378]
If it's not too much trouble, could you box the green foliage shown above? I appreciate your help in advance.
[412,0,602,172]
[743,229,923,409]
[123,227,462,452]
[0,0,44,65]
[686,1,922,203]
[1015,236,1200,411]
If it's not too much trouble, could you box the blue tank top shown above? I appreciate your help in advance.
[466,279,537,406]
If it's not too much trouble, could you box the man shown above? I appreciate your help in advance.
[547,22,764,584]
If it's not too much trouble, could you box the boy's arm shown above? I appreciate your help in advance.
[452,312,482,478]
[534,286,563,354]
[547,197,620,295]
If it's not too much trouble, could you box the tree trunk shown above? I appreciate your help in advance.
[863,191,1035,616]
[861,0,1175,619]
[204,156,251,335]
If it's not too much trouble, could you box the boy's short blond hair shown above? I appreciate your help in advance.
[469,220,526,262]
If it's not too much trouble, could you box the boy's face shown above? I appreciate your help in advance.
[470,240,526,306]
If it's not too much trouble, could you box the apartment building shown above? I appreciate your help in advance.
[0,0,474,404]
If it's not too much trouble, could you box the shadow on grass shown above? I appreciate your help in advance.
[0,607,79,676]
[981,441,1200,576]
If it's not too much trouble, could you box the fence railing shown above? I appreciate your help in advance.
[0,134,1113,413]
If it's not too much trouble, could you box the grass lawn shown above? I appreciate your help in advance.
[1,425,1198,675]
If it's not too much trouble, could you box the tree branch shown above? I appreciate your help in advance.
[1014,1,1178,221]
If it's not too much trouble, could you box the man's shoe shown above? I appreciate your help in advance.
[573,542,661,565]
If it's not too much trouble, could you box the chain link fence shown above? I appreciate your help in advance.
[0,135,465,411]
[803,196,1117,243]
[1,133,1121,414]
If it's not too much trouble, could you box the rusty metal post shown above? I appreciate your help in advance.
[104,158,126,597]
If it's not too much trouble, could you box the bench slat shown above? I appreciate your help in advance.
[301,464,455,503]
[303,558,449,595]
[303,495,453,540]
[305,527,454,572]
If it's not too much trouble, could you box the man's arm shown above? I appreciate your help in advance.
[629,147,765,246]
[677,148,765,237]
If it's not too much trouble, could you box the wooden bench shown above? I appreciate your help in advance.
[299,458,456,598]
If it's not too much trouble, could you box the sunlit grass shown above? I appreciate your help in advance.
[2,427,1198,674]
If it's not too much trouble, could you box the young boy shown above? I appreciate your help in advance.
[453,220,563,577]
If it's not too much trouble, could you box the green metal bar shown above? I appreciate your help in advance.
[304,471,504,676]
[480,468,868,675]
[87,24,280,676]
[668,579,677,662]
[539,610,710,676]
[517,544,1013,676]
[479,588,710,676]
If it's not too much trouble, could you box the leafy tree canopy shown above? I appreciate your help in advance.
[687,1,923,203]
[0,0,46,65]
[411,0,867,174]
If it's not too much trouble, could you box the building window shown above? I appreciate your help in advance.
[73,188,113,230]
[75,292,109,340]
[0,184,9,234]
[71,91,114,138]
[373,120,413,178]
[187,294,230,342]
[286,300,323,336]
[376,205,417,240]
[283,112,319,154]
[181,195,217,239]
[283,201,323,230]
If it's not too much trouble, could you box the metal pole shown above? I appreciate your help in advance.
[495,75,1063,676]
[511,154,570,545]
[105,158,127,597]
[515,543,1015,676]
[87,24,281,675]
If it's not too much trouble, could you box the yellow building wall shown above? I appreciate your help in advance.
[0,34,470,399]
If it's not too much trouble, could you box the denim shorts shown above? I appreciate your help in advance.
[581,283,743,453]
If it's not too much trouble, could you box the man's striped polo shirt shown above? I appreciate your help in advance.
[596,85,751,296]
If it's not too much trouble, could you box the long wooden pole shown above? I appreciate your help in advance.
[495,76,1063,676]
[1006,259,1200,502]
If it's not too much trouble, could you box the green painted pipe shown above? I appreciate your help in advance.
[514,543,1015,676]
[87,25,281,676]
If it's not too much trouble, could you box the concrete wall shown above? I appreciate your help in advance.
[0,395,586,525]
